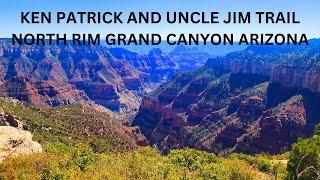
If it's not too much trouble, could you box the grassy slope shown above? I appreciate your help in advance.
[0,98,288,179]
[0,98,136,152]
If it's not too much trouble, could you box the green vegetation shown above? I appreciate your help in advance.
[229,153,288,179]
[0,98,136,153]
[287,135,320,180]
[0,98,72,145]
[0,143,273,180]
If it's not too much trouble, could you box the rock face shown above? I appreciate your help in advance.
[271,65,320,92]
[206,40,320,92]
[133,39,320,154]
[0,77,89,107]
[0,40,210,117]
[0,107,23,129]
[235,95,308,154]
[0,126,42,161]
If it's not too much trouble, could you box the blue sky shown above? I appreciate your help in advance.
[0,0,319,39]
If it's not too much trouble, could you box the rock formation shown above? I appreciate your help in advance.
[0,126,42,161]
[133,39,320,154]
[0,40,211,117]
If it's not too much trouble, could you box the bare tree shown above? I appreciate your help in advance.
[296,154,320,180]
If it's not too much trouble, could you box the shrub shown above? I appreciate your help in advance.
[0,146,272,179]
[45,142,74,155]
[89,138,113,153]
[229,168,254,180]
[287,135,320,180]
[43,163,66,180]
[229,154,272,173]
[168,148,217,171]
[72,144,99,171]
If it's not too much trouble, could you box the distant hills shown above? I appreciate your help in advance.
[107,42,247,56]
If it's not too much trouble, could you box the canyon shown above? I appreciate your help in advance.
[0,39,212,120]
[132,39,320,154]
[1,38,320,155]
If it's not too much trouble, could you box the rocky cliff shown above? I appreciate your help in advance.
[0,40,211,118]
[133,39,320,154]
[206,40,320,91]
[0,105,42,161]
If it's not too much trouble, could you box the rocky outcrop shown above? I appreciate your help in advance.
[0,114,23,129]
[0,106,23,129]
[0,126,42,161]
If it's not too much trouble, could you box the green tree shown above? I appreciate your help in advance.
[287,136,320,180]
[73,143,99,171]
